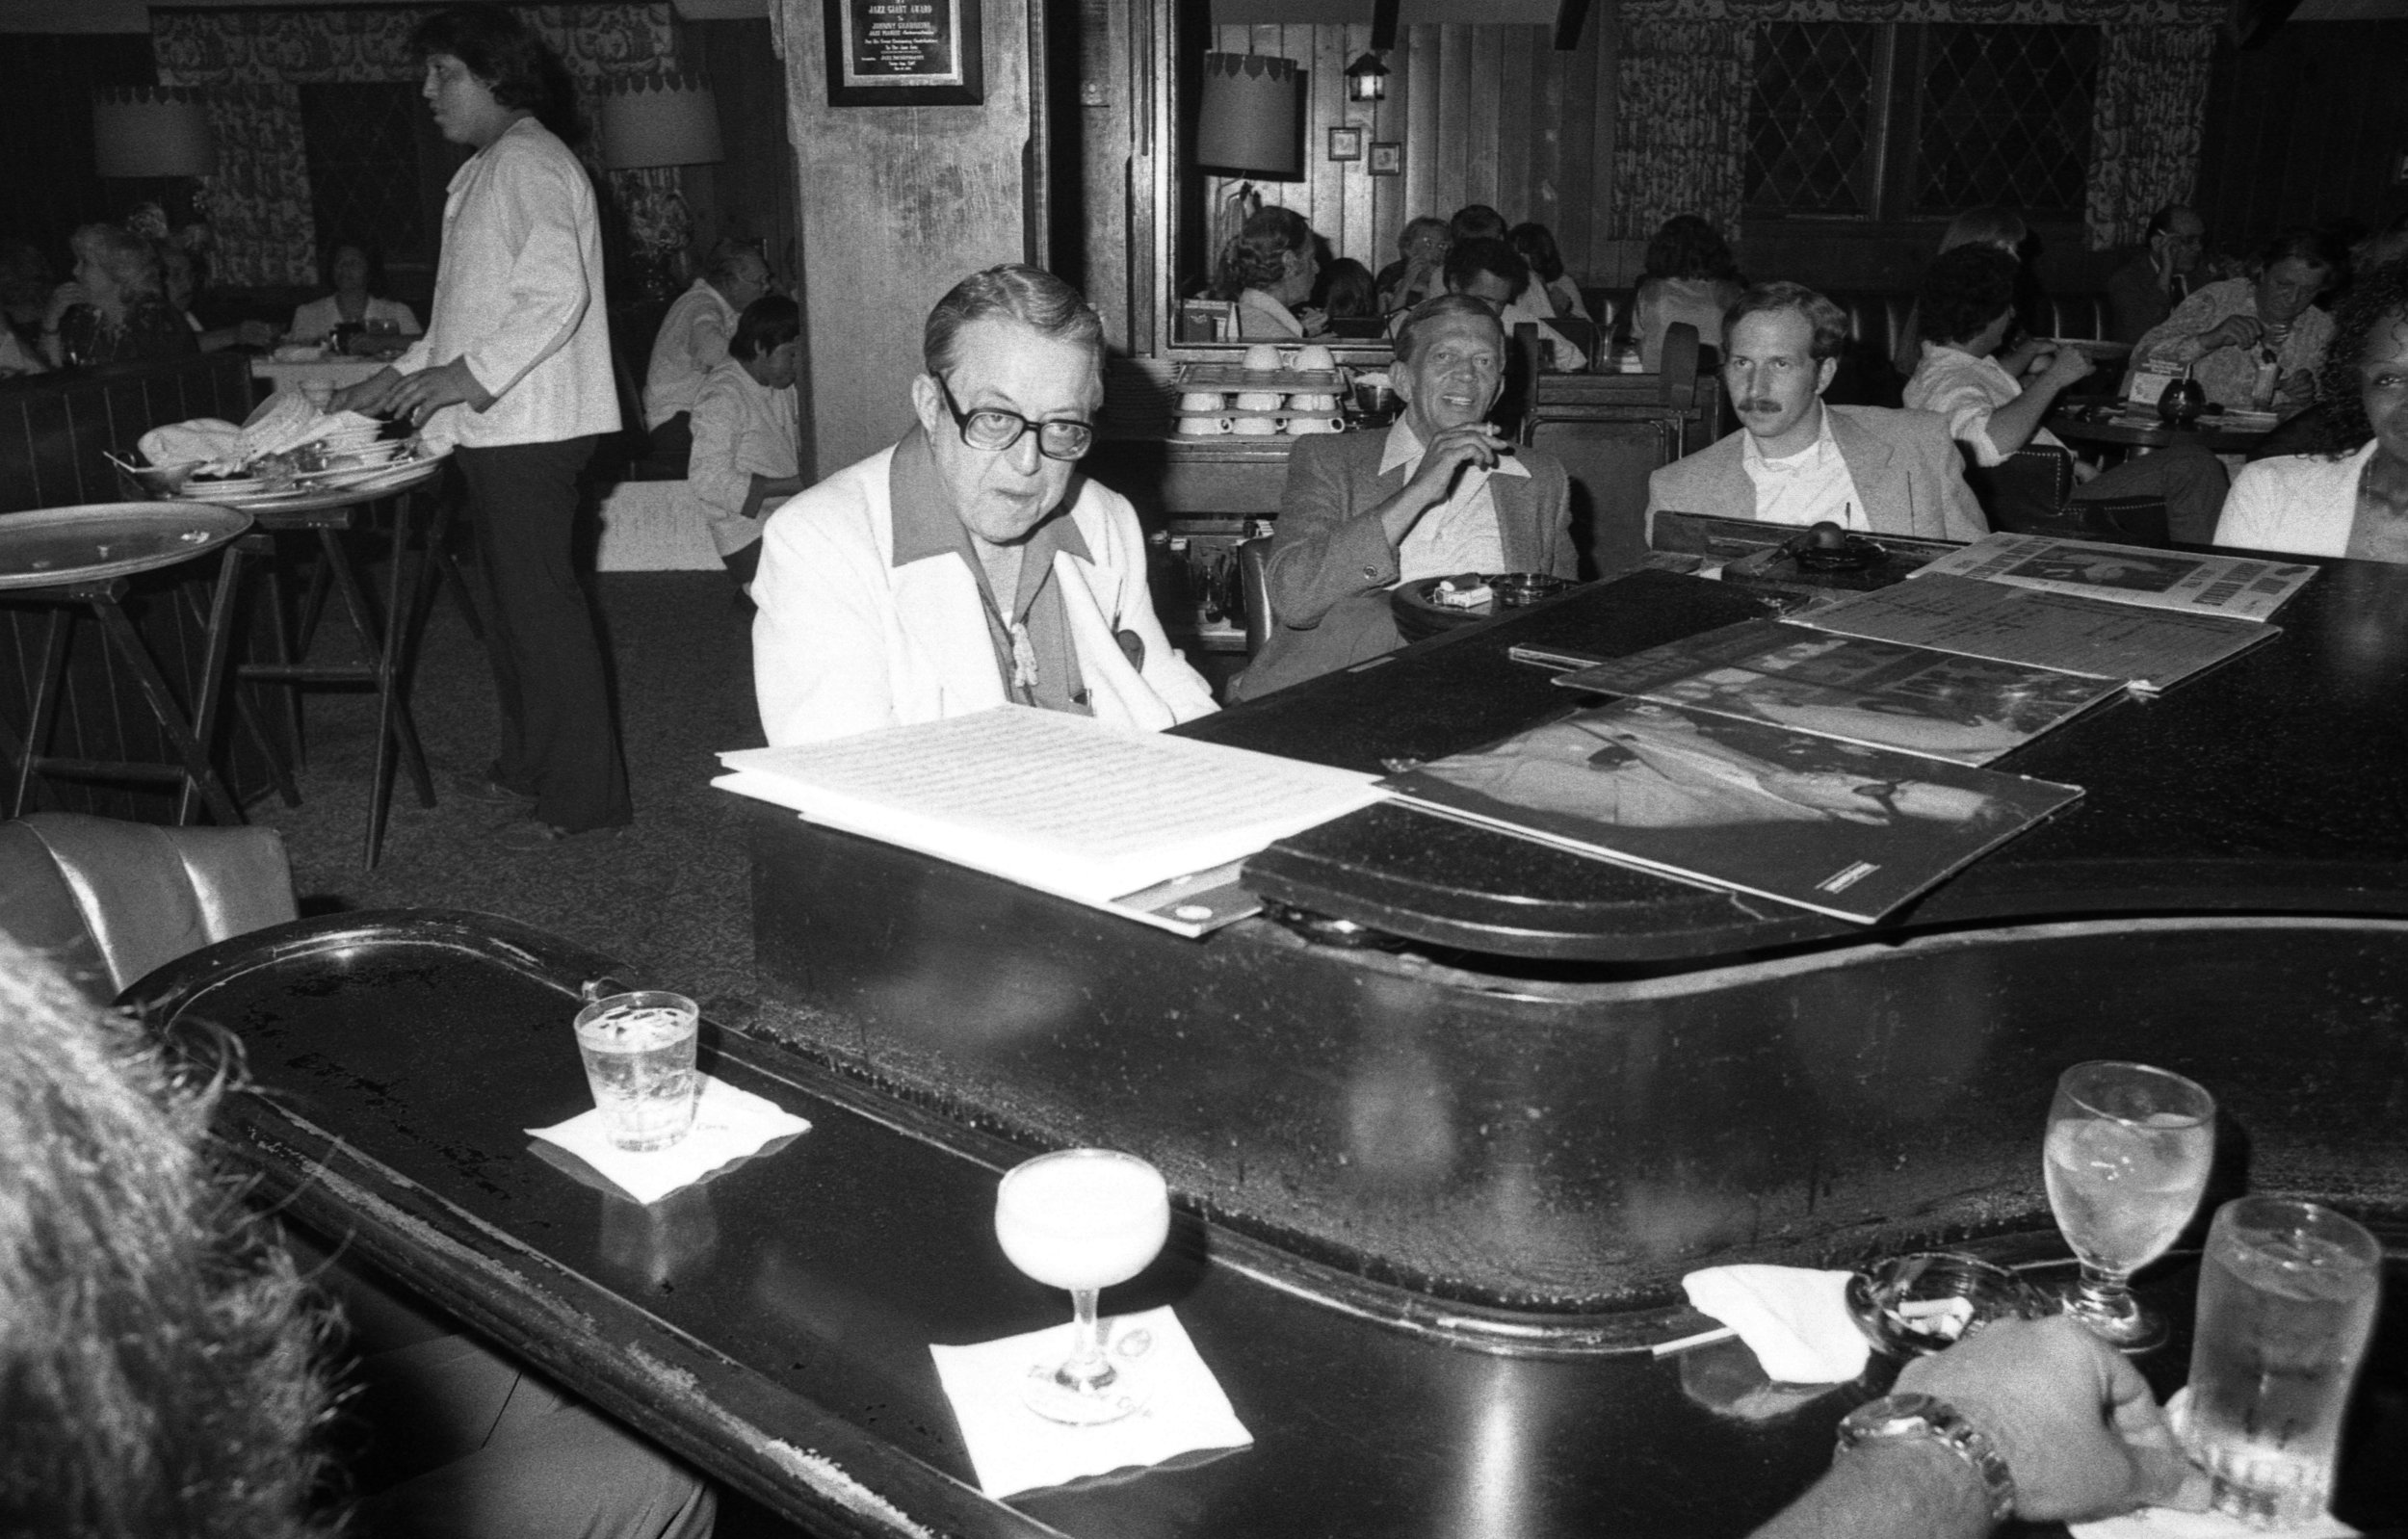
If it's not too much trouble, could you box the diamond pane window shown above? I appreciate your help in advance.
[1746,24,1884,218]
[1910,25,2098,219]
[301,83,432,271]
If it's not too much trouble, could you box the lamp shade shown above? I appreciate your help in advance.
[597,72,725,170]
[1196,53,1301,178]
[92,88,218,179]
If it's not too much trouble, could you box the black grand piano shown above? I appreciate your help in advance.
[134,557,2408,1536]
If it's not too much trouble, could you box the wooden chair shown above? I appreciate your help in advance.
[1519,324,1713,578]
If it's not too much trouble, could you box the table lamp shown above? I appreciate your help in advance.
[1196,53,1301,177]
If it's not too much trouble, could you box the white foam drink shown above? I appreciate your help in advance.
[2183,1197,2381,1527]
[573,991,700,1152]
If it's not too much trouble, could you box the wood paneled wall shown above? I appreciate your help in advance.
[1202,18,1615,283]
[782,0,1034,476]
[2193,20,2408,255]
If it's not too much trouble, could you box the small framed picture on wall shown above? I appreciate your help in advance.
[1328,126,1365,162]
[1369,141,1402,177]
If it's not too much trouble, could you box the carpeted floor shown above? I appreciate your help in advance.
[249,569,771,1017]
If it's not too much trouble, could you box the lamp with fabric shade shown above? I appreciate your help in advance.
[597,72,726,170]
[92,87,217,179]
[1196,53,1301,178]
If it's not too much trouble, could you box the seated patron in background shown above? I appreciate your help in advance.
[1894,206,2042,381]
[1443,236,1587,373]
[1649,282,1987,542]
[1218,206,1326,341]
[1375,215,1451,314]
[1236,294,1573,701]
[2107,204,2226,346]
[2216,258,2408,560]
[753,265,1214,744]
[290,241,422,344]
[1634,214,1744,374]
[39,222,195,368]
[1450,203,1508,244]
[1317,256,1379,326]
[683,295,803,593]
[643,240,773,465]
[160,241,275,354]
[1508,222,1591,323]
[1907,246,2228,544]
[2134,229,2344,414]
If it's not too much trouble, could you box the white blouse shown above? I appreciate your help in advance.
[682,357,798,557]
[395,117,617,449]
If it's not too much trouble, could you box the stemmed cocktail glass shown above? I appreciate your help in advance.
[994,1149,1171,1425]
[2043,1060,2216,1351]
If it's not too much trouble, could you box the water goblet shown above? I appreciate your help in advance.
[2043,1060,2216,1351]
[993,1149,1171,1425]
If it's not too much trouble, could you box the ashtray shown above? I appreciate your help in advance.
[1784,524,1886,573]
[1490,572,1576,609]
[1844,1252,2052,1357]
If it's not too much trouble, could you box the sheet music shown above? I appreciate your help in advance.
[719,707,1383,902]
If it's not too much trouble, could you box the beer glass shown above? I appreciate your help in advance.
[2183,1197,2381,1527]
[994,1149,1170,1425]
[2043,1061,2215,1350]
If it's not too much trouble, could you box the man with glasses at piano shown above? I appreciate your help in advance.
[752,266,1217,745]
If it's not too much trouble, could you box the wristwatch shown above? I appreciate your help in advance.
[1835,1392,2016,1523]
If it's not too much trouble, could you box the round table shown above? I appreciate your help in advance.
[2046,407,2273,457]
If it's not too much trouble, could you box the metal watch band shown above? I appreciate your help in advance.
[1835,1391,2017,1524]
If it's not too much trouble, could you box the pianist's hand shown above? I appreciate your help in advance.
[1895,1315,2210,1523]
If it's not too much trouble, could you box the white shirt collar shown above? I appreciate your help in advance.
[1380,419,1531,479]
[1741,400,1837,473]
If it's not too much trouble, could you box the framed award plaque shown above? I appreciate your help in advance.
[824,0,984,106]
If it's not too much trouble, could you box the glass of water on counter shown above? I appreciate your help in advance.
[2182,1197,2382,1528]
[2044,1060,2217,1351]
[573,990,701,1152]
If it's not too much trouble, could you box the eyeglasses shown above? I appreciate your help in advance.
[933,376,1094,461]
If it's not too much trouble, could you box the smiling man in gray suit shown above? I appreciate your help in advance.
[1234,294,1574,700]
[1646,281,1989,545]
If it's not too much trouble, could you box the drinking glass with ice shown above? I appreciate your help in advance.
[2181,1197,2381,1527]
[994,1149,1171,1425]
[573,990,701,1153]
[2044,1059,2216,1351]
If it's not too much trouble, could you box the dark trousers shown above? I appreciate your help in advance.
[457,437,632,833]
[2071,439,2230,547]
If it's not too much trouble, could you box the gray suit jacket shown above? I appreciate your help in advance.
[1642,404,1989,545]
[1235,429,1574,701]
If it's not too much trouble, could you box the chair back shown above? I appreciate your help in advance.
[0,814,296,1001]
[1963,444,2076,533]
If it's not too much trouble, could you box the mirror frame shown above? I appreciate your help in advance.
[1134,0,1394,365]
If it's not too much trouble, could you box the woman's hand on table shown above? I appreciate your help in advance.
[383,359,494,427]
[2037,345,2095,392]
[2201,314,2264,352]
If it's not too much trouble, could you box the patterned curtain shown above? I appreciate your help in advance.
[2083,23,2217,250]
[151,4,677,287]
[1611,21,1754,244]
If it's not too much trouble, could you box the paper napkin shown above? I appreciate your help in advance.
[929,1304,1253,1499]
[528,1074,810,1204]
[1681,1265,1870,1384]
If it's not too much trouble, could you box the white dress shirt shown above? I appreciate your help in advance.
[642,278,738,426]
[1382,420,1527,580]
[1902,344,2064,466]
[682,357,798,557]
[1741,404,1869,530]
[395,117,617,449]
[1501,295,1587,372]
